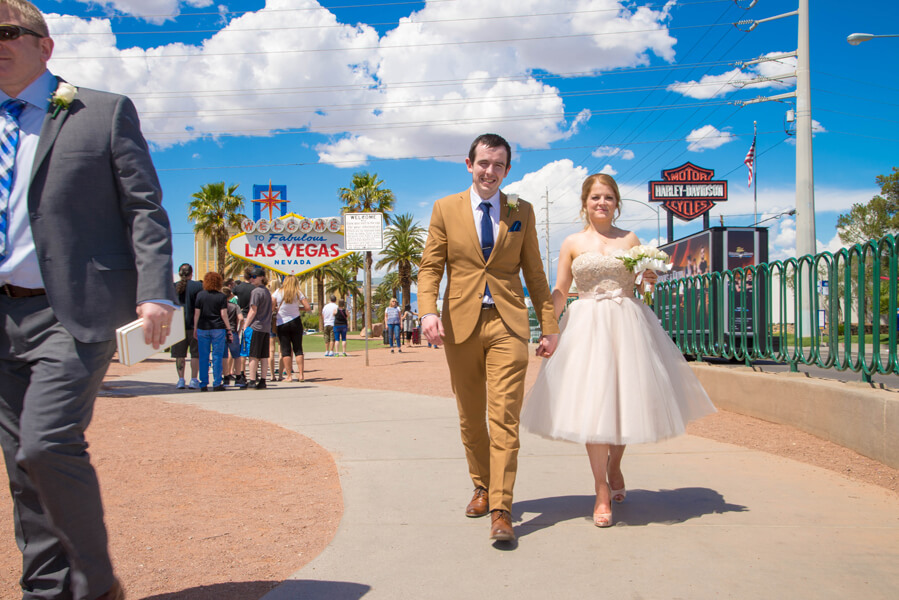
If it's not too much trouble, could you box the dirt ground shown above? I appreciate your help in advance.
[0,342,896,599]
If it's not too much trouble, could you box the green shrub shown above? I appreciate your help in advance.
[303,313,320,331]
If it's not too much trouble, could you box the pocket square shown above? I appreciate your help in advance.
[510,221,522,232]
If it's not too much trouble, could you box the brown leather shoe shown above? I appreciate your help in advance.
[465,486,489,518]
[95,579,125,600]
[489,509,515,542]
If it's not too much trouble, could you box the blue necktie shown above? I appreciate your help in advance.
[0,99,26,262]
[479,201,493,261]
[479,201,493,301]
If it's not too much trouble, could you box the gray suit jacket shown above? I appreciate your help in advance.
[27,79,175,343]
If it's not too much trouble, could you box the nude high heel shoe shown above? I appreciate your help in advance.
[593,484,613,528]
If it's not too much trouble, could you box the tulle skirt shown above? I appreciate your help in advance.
[522,296,716,445]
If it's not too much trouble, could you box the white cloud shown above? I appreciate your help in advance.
[686,124,734,152]
[70,0,213,24]
[770,216,797,260]
[592,146,635,160]
[667,52,797,99]
[818,232,844,254]
[46,0,677,162]
[599,164,618,176]
[785,119,827,144]
[499,159,664,270]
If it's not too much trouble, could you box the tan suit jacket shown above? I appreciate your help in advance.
[418,190,558,342]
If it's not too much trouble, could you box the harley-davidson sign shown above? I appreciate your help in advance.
[649,162,727,221]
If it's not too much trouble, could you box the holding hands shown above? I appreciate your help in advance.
[536,333,558,358]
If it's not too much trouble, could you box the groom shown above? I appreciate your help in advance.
[419,133,558,542]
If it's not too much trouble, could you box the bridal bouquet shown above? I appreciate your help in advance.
[618,245,672,303]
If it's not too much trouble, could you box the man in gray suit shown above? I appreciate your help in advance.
[0,2,175,598]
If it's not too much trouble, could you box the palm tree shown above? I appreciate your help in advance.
[381,271,401,303]
[188,182,246,276]
[223,253,255,280]
[376,212,425,311]
[338,172,396,335]
[327,256,363,331]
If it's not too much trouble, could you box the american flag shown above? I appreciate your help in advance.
[744,137,755,188]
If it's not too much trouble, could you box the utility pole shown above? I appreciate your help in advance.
[734,2,815,254]
[794,0,816,258]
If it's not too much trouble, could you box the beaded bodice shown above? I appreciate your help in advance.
[571,251,635,296]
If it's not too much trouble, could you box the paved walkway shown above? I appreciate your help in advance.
[123,358,899,600]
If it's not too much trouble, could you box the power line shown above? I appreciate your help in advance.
[152,133,773,172]
[136,86,745,119]
[116,59,737,99]
[143,100,737,138]
[49,22,731,60]
[49,7,676,36]
[44,0,731,23]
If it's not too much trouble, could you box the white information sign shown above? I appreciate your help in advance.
[343,212,385,251]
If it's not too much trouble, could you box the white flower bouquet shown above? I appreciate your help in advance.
[617,245,672,303]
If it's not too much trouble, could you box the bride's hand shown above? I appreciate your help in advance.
[642,270,659,285]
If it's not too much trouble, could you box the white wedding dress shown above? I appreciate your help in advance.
[522,251,716,445]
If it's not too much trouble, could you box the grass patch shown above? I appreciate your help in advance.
[300,331,393,353]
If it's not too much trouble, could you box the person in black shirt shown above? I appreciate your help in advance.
[193,271,232,391]
[171,263,203,389]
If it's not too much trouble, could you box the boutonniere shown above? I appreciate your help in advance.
[50,82,77,118]
[505,193,520,217]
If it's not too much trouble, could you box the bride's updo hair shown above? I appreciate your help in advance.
[580,173,622,224]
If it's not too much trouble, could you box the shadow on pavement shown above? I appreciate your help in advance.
[143,580,370,600]
[514,488,747,536]
[98,379,328,397]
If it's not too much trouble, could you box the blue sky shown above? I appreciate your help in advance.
[42,0,897,285]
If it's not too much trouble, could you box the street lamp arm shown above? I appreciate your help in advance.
[847,33,899,45]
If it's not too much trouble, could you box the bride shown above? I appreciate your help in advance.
[521,173,716,527]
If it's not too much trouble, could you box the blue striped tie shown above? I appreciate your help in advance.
[0,99,26,262]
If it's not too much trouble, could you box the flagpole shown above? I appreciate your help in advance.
[752,120,758,225]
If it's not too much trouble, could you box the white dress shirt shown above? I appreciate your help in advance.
[470,185,500,305]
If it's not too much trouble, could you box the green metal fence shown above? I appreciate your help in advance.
[654,234,899,382]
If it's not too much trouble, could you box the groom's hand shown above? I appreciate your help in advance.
[421,314,445,347]
[535,333,558,358]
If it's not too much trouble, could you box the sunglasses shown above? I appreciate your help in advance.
[0,25,44,41]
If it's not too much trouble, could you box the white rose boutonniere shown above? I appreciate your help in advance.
[505,193,520,217]
[50,82,77,118]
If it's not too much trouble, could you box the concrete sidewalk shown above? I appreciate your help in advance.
[117,359,899,600]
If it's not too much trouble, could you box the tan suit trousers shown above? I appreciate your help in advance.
[443,306,529,513]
